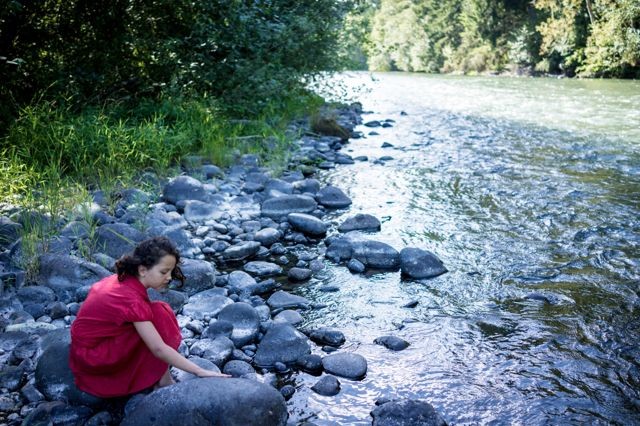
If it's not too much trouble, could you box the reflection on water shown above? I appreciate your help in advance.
[288,72,640,425]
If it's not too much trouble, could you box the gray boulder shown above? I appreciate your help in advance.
[172,357,221,382]
[374,336,410,351]
[266,291,310,310]
[261,195,317,219]
[254,323,311,368]
[223,360,255,377]
[325,238,353,263]
[292,179,321,194]
[183,200,223,222]
[309,327,346,347]
[287,267,312,282]
[148,289,188,313]
[223,241,261,262]
[217,303,261,347]
[244,261,282,277]
[153,226,199,258]
[180,259,217,296]
[253,228,281,247]
[182,289,233,320]
[352,240,400,270]
[311,375,341,396]
[399,248,447,279]
[121,378,287,426]
[189,337,235,367]
[264,179,294,195]
[322,352,367,380]
[94,223,146,259]
[338,214,381,233]
[273,310,304,326]
[316,186,352,209]
[227,271,258,295]
[163,175,213,204]
[287,213,327,236]
[37,254,111,303]
[371,399,447,426]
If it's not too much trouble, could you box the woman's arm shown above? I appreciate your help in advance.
[134,321,230,378]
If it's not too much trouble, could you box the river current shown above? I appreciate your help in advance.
[286,72,640,425]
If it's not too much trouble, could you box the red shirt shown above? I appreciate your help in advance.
[69,274,180,397]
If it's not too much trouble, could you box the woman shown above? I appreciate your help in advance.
[69,236,228,398]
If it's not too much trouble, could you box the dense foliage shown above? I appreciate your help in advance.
[348,0,639,77]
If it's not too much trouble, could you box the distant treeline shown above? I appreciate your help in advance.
[0,0,349,124]
[343,0,640,77]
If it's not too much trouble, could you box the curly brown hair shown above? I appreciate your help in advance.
[114,236,185,286]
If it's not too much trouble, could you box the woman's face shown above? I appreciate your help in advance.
[138,255,177,291]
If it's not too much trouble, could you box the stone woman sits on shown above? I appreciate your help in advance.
[69,236,228,398]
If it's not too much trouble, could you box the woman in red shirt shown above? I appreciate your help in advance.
[70,236,228,398]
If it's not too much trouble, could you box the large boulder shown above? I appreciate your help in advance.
[399,248,447,279]
[121,378,288,426]
[316,186,352,209]
[253,323,311,368]
[37,254,111,303]
[322,352,367,380]
[287,213,327,236]
[163,175,214,205]
[370,399,447,426]
[189,337,235,367]
[180,259,217,296]
[260,195,317,219]
[216,303,260,347]
[352,240,400,270]
[94,223,146,259]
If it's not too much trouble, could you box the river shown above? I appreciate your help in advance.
[286,72,640,425]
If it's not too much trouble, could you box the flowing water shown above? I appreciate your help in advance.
[287,72,640,425]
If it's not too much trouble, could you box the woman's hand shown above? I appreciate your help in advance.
[195,368,231,378]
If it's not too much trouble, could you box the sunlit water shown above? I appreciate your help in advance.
[286,73,640,425]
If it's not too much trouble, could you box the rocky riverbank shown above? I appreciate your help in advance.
[0,104,448,425]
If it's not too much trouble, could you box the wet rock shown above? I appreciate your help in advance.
[293,179,321,194]
[381,142,394,148]
[322,352,367,380]
[296,354,323,375]
[364,120,381,128]
[371,399,447,426]
[325,238,353,263]
[273,310,304,326]
[179,259,217,296]
[374,336,410,351]
[189,337,235,367]
[227,271,258,295]
[338,214,381,233]
[121,378,287,426]
[94,223,146,259]
[311,375,341,396]
[352,240,400,270]
[244,261,283,277]
[254,228,281,247]
[163,175,213,204]
[182,289,233,320]
[217,302,261,347]
[347,259,365,273]
[399,248,447,279]
[223,241,262,262]
[261,195,317,219]
[265,179,294,195]
[287,213,327,236]
[316,186,352,209]
[223,360,255,377]
[254,323,311,368]
[173,357,221,382]
[204,320,234,339]
[309,327,346,347]
[37,254,110,303]
[266,291,311,310]
[288,267,312,282]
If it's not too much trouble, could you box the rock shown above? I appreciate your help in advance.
[279,385,295,400]
[399,248,447,279]
[265,179,294,195]
[338,214,381,233]
[0,216,22,249]
[309,328,346,347]
[182,289,233,320]
[204,320,234,339]
[163,175,214,204]
[253,323,311,368]
[223,241,262,262]
[273,310,304,326]
[260,195,317,219]
[364,120,381,128]
[152,226,199,258]
[17,286,56,305]
[203,165,224,179]
[244,261,283,277]
[94,223,146,259]
[227,271,258,295]
[183,200,223,222]
[148,289,188,313]
[254,228,281,247]
[374,336,410,351]
[121,378,288,426]
[287,267,312,282]
[325,238,353,263]
[287,213,327,236]
[296,354,323,375]
[322,352,367,380]
[347,259,365,273]
[189,337,235,367]
[179,259,217,296]
[173,357,221,382]
[352,240,400,270]
[292,179,321,194]
[311,375,341,396]
[316,186,352,209]
[223,360,255,377]
[217,303,261,347]
[37,254,111,303]
[266,291,310,310]
[0,365,24,391]
[34,330,102,407]
[371,399,447,426]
